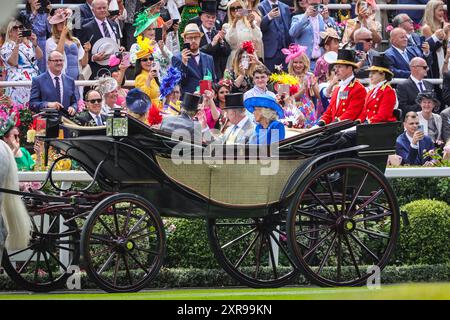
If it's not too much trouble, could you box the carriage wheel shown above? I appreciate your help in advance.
[81,194,166,293]
[1,211,80,292]
[207,211,299,288]
[286,158,400,287]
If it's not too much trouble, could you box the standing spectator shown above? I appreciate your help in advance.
[314,28,340,84]
[341,0,382,45]
[21,0,51,73]
[223,0,264,68]
[353,27,379,78]
[292,0,308,15]
[397,0,429,24]
[361,55,397,124]
[384,28,431,78]
[396,57,434,114]
[79,0,95,27]
[190,1,231,79]
[259,0,292,72]
[75,89,107,126]
[247,0,263,26]
[0,19,43,105]
[321,4,338,30]
[283,44,319,127]
[179,0,202,44]
[392,14,422,47]
[122,0,141,50]
[243,65,276,100]
[421,0,449,79]
[171,23,216,94]
[79,0,121,80]
[289,0,326,71]
[317,49,367,125]
[416,91,443,144]
[440,105,450,142]
[396,111,435,166]
[46,8,90,100]
[29,51,78,116]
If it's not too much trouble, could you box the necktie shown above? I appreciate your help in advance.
[192,53,200,65]
[96,115,102,126]
[418,82,425,92]
[206,31,212,43]
[102,21,111,38]
[54,76,61,103]
[402,50,409,63]
[226,126,238,144]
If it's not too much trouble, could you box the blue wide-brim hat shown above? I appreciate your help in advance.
[126,88,151,114]
[244,95,284,119]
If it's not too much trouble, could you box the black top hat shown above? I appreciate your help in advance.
[200,0,217,15]
[367,54,393,76]
[142,0,161,8]
[182,93,201,112]
[224,93,244,109]
[415,91,441,108]
[333,49,358,68]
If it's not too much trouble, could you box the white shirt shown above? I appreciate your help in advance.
[410,75,426,93]
[336,75,355,107]
[201,25,213,44]
[228,115,249,137]
[47,70,63,103]
[89,111,103,125]
[393,45,409,63]
[405,130,419,149]
[95,17,117,42]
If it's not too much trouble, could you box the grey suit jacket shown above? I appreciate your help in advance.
[440,107,450,142]
[160,112,202,141]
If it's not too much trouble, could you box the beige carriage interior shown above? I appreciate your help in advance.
[155,155,307,206]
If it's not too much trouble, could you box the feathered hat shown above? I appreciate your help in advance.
[133,9,160,37]
[95,76,118,96]
[135,35,155,60]
[159,67,182,99]
[281,44,307,64]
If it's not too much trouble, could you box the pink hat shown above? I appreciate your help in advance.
[48,8,73,25]
[281,44,307,64]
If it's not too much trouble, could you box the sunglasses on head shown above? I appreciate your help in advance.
[88,99,102,104]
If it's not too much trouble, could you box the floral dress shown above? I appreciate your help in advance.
[0,41,39,105]
[295,72,317,128]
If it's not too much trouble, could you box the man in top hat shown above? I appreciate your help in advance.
[208,93,255,145]
[160,92,202,138]
[189,0,230,79]
[79,0,122,80]
[317,49,367,126]
[361,55,397,124]
[172,23,217,94]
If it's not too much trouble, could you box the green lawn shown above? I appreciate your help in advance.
[0,282,449,300]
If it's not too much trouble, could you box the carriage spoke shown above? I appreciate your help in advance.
[42,251,54,281]
[122,254,133,285]
[344,234,361,278]
[97,217,117,238]
[268,231,296,267]
[46,249,69,272]
[90,233,114,244]
[221,227,257,250]
[126,251,149,274]
[46,215,59,234]
[306,189,336,218]
[297,209,334,223]
[121,204,133,236]
[296,225,332,237]
[354,211,392,223]
[216,222,256,227]
[112,254,120,286]
[234,232,260,269]
[7,245,34,257]
[126,215,147,238]
[351,189,385,218]
[317,233,337,275]
[349,233,380,263]
[346,172,368,216]
[34,251,42,281]
[336,235,342,282]
[129,232,152,242]
[98,252,116,275]
[54,245,75,252]
[266,234,279,279]
[324,175,340,216]
[90,246,113,259]
[135,246,160,256]
[303,229,334,260]
[18,251,36,274]
[341,169,348,215]
[254,233,265,279]
[355,227,390,239]
[112,204,121,236]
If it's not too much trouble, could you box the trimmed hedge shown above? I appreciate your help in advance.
[389,177,450,207]
[0,264,449,290]
[395,200,450,265]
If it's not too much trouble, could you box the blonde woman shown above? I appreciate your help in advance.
[421,0,449,78]
[0,19,42,104]
[342,0,381,45]
[246,0,262,26]
[223,0,263,68]
[229,47,262,93]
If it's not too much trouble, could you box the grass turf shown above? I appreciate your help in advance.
[0,282,449,300]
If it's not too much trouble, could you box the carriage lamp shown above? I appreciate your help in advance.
[35,108,60,138]
[106,107,128,137]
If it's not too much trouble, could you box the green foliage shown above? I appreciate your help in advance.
[396,200,450,265]
[390,177,450,206]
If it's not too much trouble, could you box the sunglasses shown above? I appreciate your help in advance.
[230,6,242,11]
[87,99,102,104]
[141,57,154,62]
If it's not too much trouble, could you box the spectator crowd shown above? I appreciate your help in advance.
[0,0,450,169]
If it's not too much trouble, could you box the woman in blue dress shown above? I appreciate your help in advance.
[244,95,285,145]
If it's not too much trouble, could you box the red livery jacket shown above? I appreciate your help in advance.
[361,82,397,124]
[319,77,367,125]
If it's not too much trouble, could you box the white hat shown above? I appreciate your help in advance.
[91,38,120,66]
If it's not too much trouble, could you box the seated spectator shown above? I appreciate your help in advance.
[441,104,450,142]
[29,50,77,116]
[93,76,121,115]
[392,14,422,47]
[243,65,276,100]
[362,55,397,124]
[396,111,435,166]
[317,49,366,126]
[443,138,450,160]
[197,89,221,129]
[213,80,232,130]
[75,90,106,126]
[314,28,340,84]
[341,0,382,45]
[172,23,216,94]
[134,38,161,105]
[223,0,264,68]
[283,44,319,127]
[0,115,34,171]
[0,19,43,105]
[353,27,379,79]
[416,92,443,144]
[397,0,429,24]
[420,0,448,79]
[126,88,152,124]
[245,94,285,144]
[229,45,262,93]
[384,28,431,78]
[258,0,292,72]
[289,0,326,71]
[396,57,434,115]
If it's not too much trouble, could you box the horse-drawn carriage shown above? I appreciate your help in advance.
[0,114,401,293]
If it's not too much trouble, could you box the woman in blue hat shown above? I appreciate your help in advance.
[244,95,285,145]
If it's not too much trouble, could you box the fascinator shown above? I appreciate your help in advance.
[281,44,307,64]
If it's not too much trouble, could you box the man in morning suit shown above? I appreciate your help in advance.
[75,89,107,126]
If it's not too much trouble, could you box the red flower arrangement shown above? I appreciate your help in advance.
[241,41,255,55]
[147,103,162,126]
